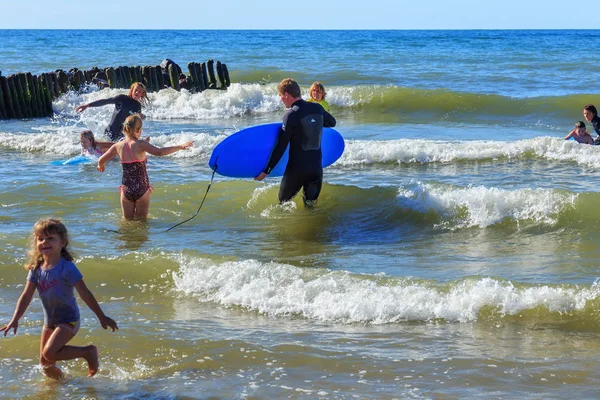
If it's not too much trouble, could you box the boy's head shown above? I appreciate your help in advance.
[575,121,587,135]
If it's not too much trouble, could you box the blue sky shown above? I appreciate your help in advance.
[1,0,596,29]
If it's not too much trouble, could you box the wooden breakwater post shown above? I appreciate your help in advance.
[0,59,231,120]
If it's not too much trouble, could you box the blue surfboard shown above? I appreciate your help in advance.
[50,155,93,166]
[208,123,344,178]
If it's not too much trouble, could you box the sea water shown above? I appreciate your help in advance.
[1,30,600,399]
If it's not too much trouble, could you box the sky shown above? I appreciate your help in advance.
[0,0,596,30]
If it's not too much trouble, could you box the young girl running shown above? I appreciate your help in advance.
[0,218,118,379]
[97,114,194,220]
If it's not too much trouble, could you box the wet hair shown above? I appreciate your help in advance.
[584,104,597,118]
[122,114,143,138]
[575,121,586,129]
[26,218,73,271]
[80,130,97,149]
[309,82,326,100]
[128,82,149,106]
[278,78,301,98]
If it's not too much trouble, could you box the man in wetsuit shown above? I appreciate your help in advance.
[254,78,336,205]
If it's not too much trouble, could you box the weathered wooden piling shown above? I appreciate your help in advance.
[187,62,198,91]
[18,74,31,118]
[199,62,207,90]
[106,68,116,89]
[51,73,60,99]
[34,74,45,117]
[206,60,217,89]
[15,75,27,119]
[7,76,22,118]
[141,66,152,92]
[0,58,231,120]
[150,67,159,93]
[168,64,180,91]
[200,62,209,90]
[57,70,69,95]
[2,76,16,119]
[39,75,52,115]
[38,74,49,116]
[222,63,231,87]
[26,73,39,117]
[0,77,6,119]
[216,61,226,89]
[43,73,55,101]
[76,70,86,91]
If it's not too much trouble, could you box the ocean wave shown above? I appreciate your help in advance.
[396,181,577,229]
[3,124,600,169]
[48,83,599,126]
[243,181,582,230]
[54,84,283,121]
[172,256,600,330]
[340,137,600,168]
[0,130,224,158]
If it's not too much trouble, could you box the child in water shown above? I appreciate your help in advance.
[307,81,330,112]
[0,218,118,379]
[563,121,594,145]
[97,114,194,220]
[80,130,113,157]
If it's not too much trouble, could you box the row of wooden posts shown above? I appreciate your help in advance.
[0,59,231,120]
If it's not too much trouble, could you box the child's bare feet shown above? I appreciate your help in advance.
[43,365,64,380]
[84,345,99,377]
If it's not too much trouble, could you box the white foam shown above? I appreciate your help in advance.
[0,129,224,158]
[55,84,283,121]
[0,130,79,154]
[172,257,600,324]
[52,83,362,122]
[339,137,600,168]
[397,181,577,228]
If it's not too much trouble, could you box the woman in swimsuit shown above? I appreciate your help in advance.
[97,114,194,220]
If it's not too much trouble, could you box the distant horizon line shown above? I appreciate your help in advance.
[0,28,597,31]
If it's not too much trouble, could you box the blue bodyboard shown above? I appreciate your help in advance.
[208,123,344,178]
[50,155,92,166]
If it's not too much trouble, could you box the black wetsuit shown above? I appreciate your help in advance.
[87,94,142,141]
[263,99,336,203]
[592,116,600,144]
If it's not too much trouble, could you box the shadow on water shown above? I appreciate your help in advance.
[104,219,150,252]
[256,184,425,268]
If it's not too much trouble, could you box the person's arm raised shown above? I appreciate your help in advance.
[76,96,119,113]
[139,140,194,157]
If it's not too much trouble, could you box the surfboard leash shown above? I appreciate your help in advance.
[165,157,218,232]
